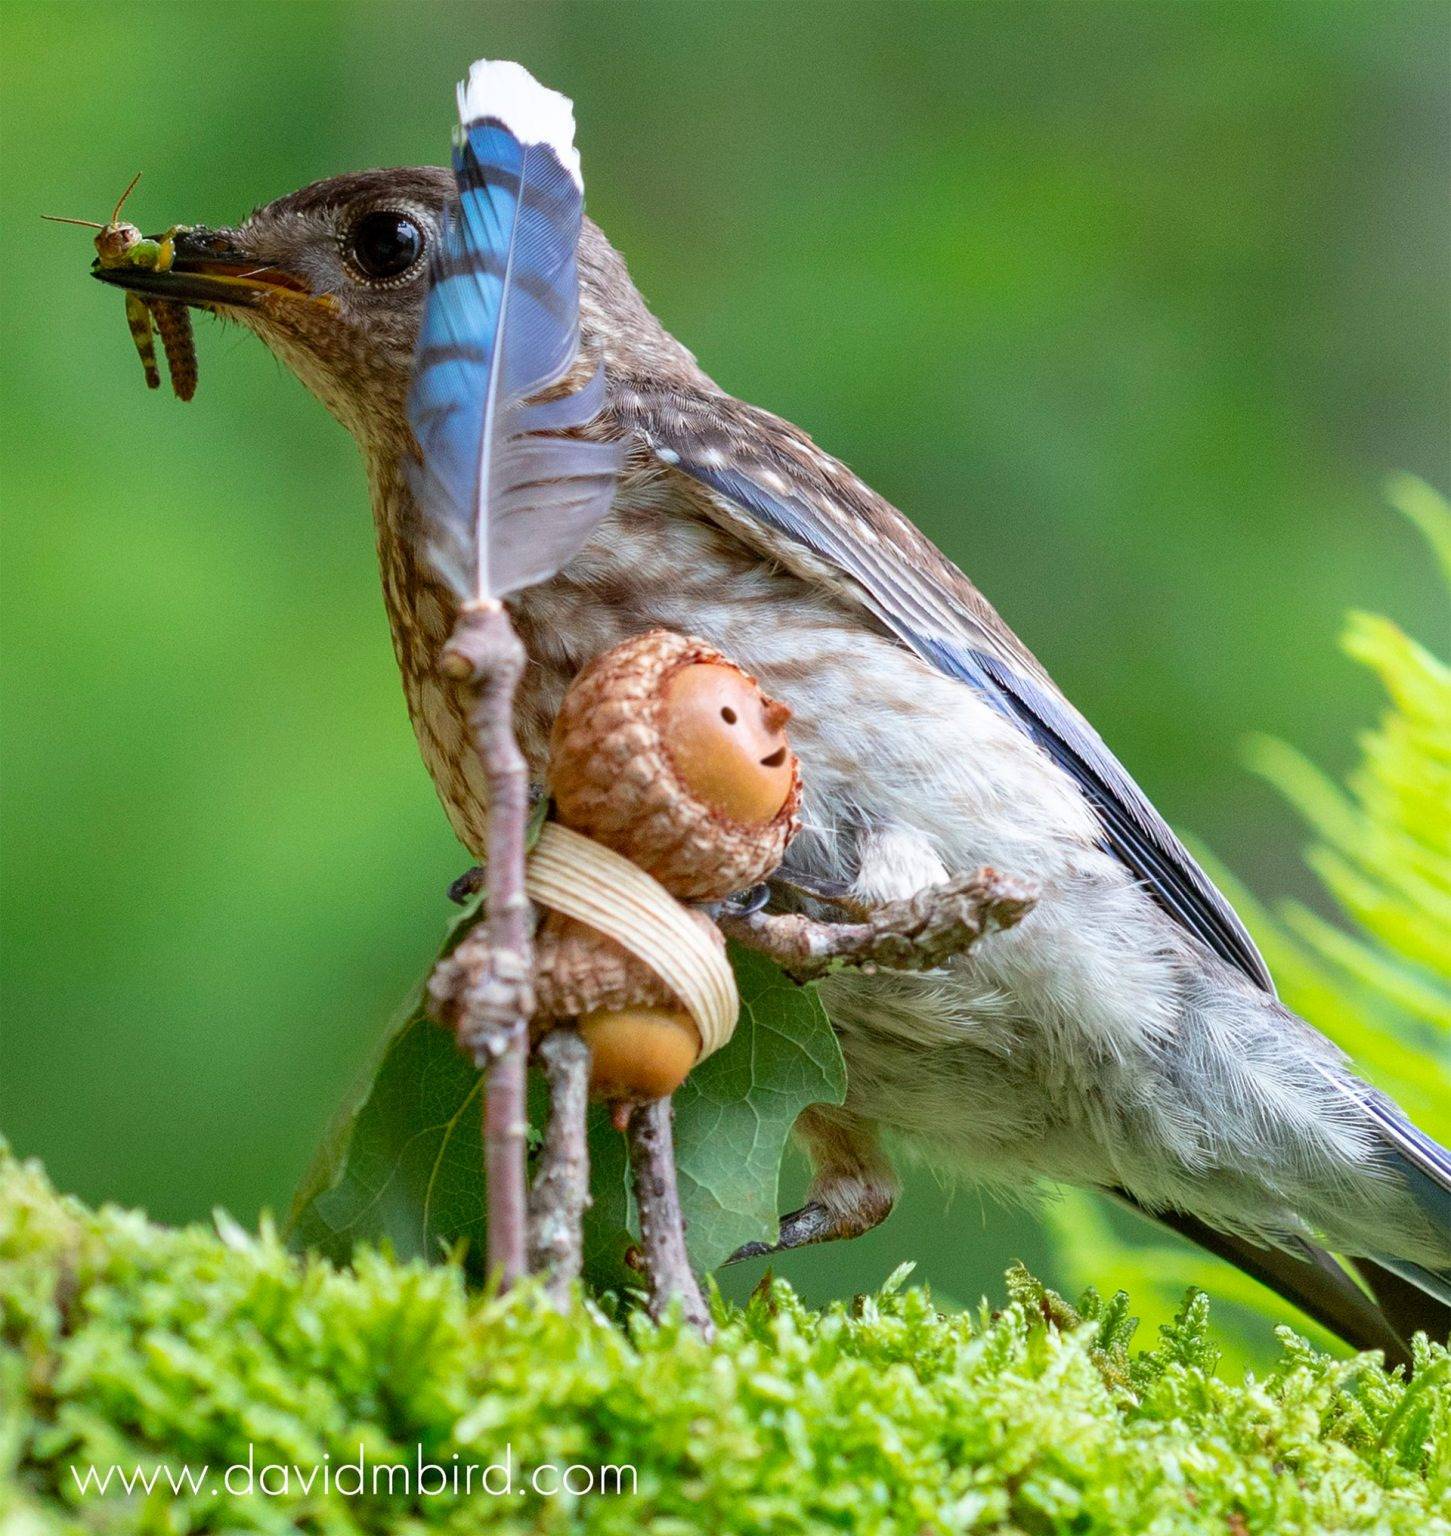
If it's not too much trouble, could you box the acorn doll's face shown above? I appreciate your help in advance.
[660,663,794,825]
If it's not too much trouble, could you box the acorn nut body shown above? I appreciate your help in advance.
[532,907,724,1100]
[578,1006,702,1101]
[549,630,801,900]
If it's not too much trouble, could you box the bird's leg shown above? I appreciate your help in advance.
[527,1028,592,1304]
[719,867,1036,981]
[727,1107,897,1263]
[720,873,1024,1265]
[625,1098,714,1337]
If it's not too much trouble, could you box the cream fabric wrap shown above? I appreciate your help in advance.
[525,822,740,1060]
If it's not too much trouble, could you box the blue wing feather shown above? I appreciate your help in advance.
[408,114,619,602]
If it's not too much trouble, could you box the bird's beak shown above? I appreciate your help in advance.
[91,226,318,310]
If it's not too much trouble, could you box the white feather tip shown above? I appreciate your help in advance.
[456,59,582,188]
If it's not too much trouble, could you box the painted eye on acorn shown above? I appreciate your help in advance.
[344,210,425,282]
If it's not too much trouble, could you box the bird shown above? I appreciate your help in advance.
[94,59,1448,1364]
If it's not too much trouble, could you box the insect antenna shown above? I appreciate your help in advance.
[106,171,143,226]
[42,172,143,231]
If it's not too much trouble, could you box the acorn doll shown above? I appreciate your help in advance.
[521,630,800,1329]
[532,628,801,1099]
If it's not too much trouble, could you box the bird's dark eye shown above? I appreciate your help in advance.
[344,210,425,282]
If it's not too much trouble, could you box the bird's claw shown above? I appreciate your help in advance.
[448,865,485,905]
[720,882,772,917]
[770,870,867,916]
[724,1202,838,1264]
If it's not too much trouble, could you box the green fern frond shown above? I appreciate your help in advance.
[1049,482,1451,1355]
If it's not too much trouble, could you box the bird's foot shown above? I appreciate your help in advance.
[726,1107,898,1265]
[724,1185,895,1264]
[448,865,485,905]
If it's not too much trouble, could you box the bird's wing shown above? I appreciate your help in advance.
[618,381,1275,993]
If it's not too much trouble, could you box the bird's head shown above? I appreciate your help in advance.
[94,165,697,454]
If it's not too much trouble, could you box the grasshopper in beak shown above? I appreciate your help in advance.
[45,173,198,401]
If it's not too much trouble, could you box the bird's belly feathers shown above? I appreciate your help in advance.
[377,479,1177,1072]
[388,494,1190,1072]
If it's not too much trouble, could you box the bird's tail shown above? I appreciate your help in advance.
[1352,1253,1451,1348]
[1119,1191,1448,1370]
[1123,1081,1451,1368]
[1337,1082,1451,1348]
[1351,1105,1451,1345]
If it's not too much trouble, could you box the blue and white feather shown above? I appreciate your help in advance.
[408,59,621,603]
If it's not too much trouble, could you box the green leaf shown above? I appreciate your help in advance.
[285,897,486,1264]
[581,943,846,1283]
[287,931,846,1281]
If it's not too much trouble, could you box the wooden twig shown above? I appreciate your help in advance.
[626,1098,714,1337]
[429,600,535,1289]
[527,1028,592,1303]
[719,867,1036,980]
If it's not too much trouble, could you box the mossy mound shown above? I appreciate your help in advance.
[1,1151,1446,1534]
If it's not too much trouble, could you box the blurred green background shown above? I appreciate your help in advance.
[3,1,1448,1343]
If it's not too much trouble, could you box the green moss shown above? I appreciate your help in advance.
[2,1152,1447,1534]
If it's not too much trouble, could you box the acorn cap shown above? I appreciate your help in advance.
[549,630,802,900]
